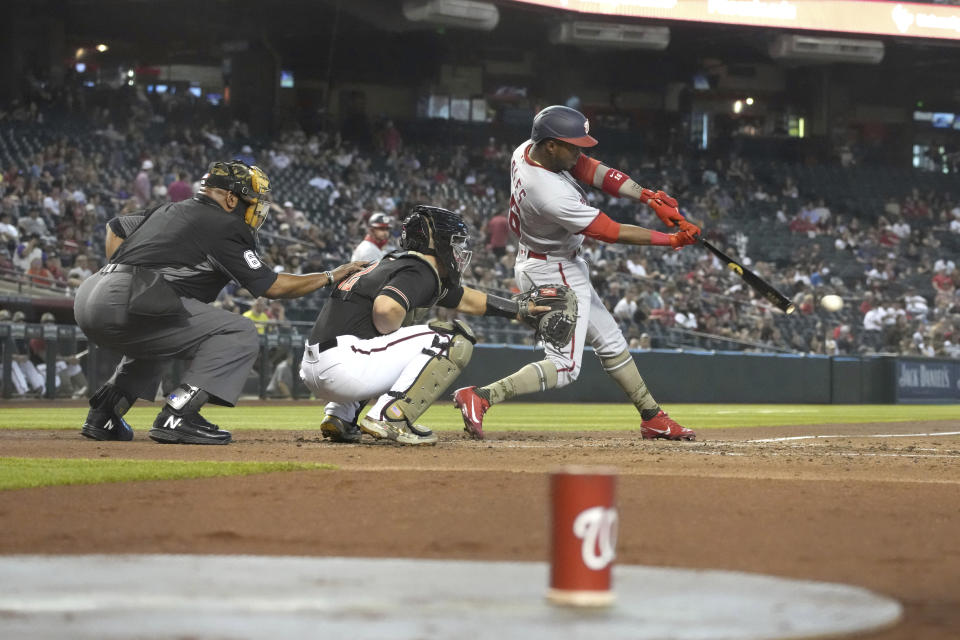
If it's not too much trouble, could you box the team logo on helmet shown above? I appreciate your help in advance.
[584,119,590,134]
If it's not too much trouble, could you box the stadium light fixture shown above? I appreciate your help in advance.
[96,44,109,53]
[76,47,85,59]
[127,70,135,78]
[745,97,754,106]
[733,100,743,114]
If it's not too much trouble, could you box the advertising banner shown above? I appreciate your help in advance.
[513,1,960,42]
[895,358,960,403]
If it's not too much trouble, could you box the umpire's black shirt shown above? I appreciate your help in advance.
[309,252,463,344]
[110,194,277,302]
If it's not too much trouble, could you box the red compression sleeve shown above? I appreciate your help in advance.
[580,212,621,243]
[571,154,601,183]
[601,168,629,196]
[649,231,672,246]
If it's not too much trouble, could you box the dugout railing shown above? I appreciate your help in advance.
[2,322,958,404]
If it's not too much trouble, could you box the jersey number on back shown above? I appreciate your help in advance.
[337,261,380,292]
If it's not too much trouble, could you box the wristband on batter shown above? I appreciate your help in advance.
[601,168,630,197]
[484,293,520,318]
[648,231,673,246]
[324,270,335,287]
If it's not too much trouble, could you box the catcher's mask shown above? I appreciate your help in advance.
[400,205,472,289]
[200,161,271,231]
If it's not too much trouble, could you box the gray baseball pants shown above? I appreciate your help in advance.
[74,271,259,406]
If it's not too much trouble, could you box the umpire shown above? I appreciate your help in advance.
[74,161,364,445]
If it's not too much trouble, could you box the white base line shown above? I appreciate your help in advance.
[747,431,960,443]
[687,450,960,460]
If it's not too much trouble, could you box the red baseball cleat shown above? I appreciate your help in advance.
[453,386,490,440]
[640,410,696,441]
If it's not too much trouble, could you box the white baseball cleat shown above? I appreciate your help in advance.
[360,416,438,446]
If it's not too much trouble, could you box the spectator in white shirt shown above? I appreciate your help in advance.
[674,308,698,330]
[613,289,639,322]
[0,213,19,245]
[626,253,648,278]
[904,291,929,320]
[863,305,887,332]
[890,218,911,239]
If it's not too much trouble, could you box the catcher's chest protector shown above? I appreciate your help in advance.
[333,253,442,305]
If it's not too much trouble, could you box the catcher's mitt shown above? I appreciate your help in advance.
[515,284,578,349]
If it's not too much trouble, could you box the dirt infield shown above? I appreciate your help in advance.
[2,420,958,639]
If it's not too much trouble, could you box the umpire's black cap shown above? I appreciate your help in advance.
[531,105,598,147]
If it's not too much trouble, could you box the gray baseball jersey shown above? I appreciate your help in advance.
[508,141,600,255]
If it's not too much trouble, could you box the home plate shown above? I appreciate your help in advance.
[0,555,900,639]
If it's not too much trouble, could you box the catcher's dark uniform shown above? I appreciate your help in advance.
[309,251,463,344]
[74,194,277,405]
[302,251,464,426]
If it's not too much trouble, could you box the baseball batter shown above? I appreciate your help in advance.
[454,105,700,441]
[301,205,548,446]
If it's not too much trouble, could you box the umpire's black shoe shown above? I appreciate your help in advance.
[81,408,134,441]
[320,414,362,443]
[148,407,232,445]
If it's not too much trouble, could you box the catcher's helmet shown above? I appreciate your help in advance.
[400,205,472,289]
[200,161,272,231]
[368,212,393,229]
[531,105,598,147]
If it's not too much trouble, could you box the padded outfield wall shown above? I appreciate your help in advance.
[461,346,960,405]
[3,323,959,404]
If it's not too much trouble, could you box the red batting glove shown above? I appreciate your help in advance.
[669,228,698,250]
[648,197,685,228]
[638,188,677,207]
[678,218,701,240]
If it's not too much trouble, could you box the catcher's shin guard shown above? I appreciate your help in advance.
[382,319,476,426]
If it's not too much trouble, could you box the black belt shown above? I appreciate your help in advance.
[315,338,338,353]
[99,264,139,275]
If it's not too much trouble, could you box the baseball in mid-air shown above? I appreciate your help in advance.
[821,294,844,312]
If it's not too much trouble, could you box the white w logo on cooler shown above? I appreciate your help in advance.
[572,506,618,570]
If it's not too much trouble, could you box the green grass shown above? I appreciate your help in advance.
[0,403,957,432]
[0,457,335,491]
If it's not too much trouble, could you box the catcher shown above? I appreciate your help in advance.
[300,205,556,446]
[454,105,700,441]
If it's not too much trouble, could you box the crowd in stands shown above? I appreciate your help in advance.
[1,83,959,399]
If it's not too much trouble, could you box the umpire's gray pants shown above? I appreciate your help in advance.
[74,272,259,406]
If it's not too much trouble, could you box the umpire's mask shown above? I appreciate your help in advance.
[400,205,472,289]
[200,161,272,231]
